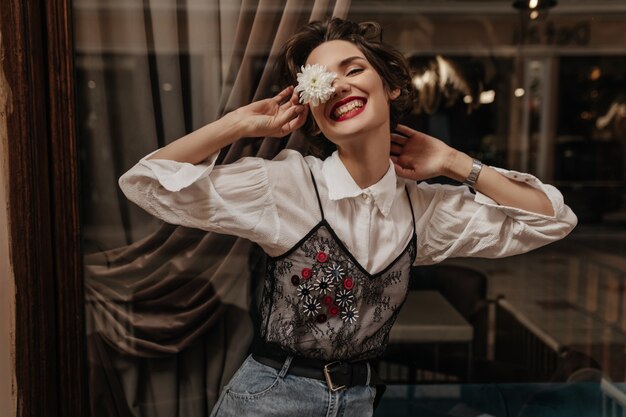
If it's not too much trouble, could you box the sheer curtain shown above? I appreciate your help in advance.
[74,0,351,415]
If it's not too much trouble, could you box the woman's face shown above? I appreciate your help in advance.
[304,40,399,144]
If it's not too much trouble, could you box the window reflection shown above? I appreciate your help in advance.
[73,1,626,415]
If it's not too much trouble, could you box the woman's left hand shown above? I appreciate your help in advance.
[390,124,457,181]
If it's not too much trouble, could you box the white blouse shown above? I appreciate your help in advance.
[119,149,577,275]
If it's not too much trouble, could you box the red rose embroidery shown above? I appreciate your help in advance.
[301,268,312,279]
[316,251,328,263]
[323,295,334,306]
[343,277,354,290]
[329,305,340,316]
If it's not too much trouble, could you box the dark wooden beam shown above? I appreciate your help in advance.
[0,0,85,416]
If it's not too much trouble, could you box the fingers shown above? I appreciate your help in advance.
[391,133,407,144]
[390,142,404,156]
[283,110,307,135]
[394,124,413,135]
[280,91,305,112]
[390,133,407,157]
[290,89,302,105]
[289,105,308,129]
[275,103,308,136]
[274,86,295,104]
[391,159,411,178]
[395,124,435,144]
[274,105,303,127]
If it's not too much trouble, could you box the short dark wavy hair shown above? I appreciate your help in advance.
[275,18,414,157]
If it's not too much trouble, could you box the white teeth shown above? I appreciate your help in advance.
[333,99,364,119]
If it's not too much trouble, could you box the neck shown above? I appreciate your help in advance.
[336,129,391,189]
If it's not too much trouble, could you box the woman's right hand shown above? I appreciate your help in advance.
[230,86,308,138]
[145,87,308,164]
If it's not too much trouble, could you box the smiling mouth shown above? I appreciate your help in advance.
[331,97,367,121]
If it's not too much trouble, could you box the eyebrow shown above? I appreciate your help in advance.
[338,56,367,67]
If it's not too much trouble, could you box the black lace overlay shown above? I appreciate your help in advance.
[255,221,417,361]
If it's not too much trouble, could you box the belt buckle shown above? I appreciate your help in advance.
[323,361,346,392]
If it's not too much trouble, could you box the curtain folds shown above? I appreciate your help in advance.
[80,0,351,415]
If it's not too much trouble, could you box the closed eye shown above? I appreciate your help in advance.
[347,68,364,76]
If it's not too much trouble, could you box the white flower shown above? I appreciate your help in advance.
[335,289,354,307]
[294,64,336,106]
[313,276,334,294]
[325,263,345,281]
[297,282,314,299]
[302,298,321,317]
[341,305,359,324]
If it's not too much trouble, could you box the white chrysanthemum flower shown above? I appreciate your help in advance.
[294,64,336,106]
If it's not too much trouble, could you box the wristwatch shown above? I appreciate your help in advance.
[463,159,483,188]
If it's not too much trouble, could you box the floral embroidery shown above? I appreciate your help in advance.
[297,282,314,299]
[294,64,337,107]
[303,297,321,317]
[299,244,360,324]
[335,289,354,307]
[314,276,334,294]
[259,221,417,361]
[296,246,359,324]
[341,305,359,324]
[291,275,300,286]
[325,263,345,281]
[301,267,313,279]
[316,251,329,263]
[343,277,354,290]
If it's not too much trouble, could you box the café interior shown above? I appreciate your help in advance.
[72,0,626,415]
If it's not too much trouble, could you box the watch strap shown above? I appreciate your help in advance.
[463,159,483,188]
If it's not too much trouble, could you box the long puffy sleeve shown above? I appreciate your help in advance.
[411,167,578,264]
[118,150,281,245]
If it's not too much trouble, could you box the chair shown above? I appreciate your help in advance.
[381,264,489,383]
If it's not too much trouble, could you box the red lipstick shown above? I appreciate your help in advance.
[330,96,367,121]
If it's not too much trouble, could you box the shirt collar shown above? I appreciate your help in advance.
[321,151,398,217]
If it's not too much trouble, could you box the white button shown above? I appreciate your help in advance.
[361,193,369,200]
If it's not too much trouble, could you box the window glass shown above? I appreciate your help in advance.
[73,1,626,415]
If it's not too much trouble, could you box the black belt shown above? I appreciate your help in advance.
[252,353,376,392]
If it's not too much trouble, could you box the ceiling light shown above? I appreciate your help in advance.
[513,0,557,22]
[479,90,496,104]
[589,67,602,81]
[513,0,557,10]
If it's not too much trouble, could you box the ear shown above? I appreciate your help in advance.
[388,88,401,101]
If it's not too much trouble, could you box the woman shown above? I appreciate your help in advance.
[120,18,576,417]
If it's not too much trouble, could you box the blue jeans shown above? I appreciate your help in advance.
[210,355,376,417]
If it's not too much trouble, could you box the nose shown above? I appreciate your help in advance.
[332,77,350,96]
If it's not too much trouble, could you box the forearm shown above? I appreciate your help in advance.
[444,151,555,217]
[146,86,305,164]
[147,111,244,164]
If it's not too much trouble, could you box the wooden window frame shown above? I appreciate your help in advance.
[1,1,86,416]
